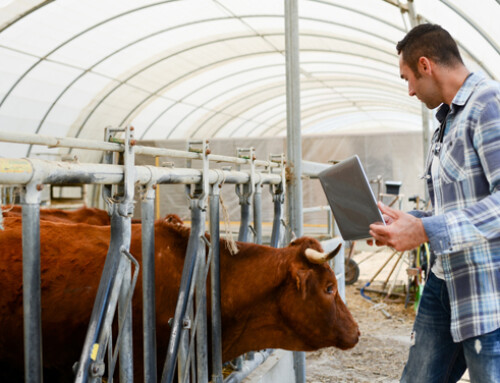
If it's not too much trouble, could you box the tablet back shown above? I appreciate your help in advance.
[319,155,384,240]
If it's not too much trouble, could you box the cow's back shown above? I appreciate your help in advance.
[0,218,187,382]
[1,205,111,225]
[0,218,112,381]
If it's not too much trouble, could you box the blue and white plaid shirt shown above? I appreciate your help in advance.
[415,72,500,342]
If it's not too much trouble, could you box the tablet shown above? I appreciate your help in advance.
[318,155,385,240]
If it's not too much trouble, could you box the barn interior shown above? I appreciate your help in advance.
[0,1,498,382]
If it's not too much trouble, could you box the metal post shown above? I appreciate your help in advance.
[285,0,305,381]
[75,206,132,383]
[284,0,303,238]
[117,127,135,383]
[237,183,252,243]
[141,185,157,383]
[119,261,134,382]
[195,234,208,383]
[209,181,223,383]
[161,198,204,383]
[270,187,284,248]
[253,182,263,245]
[22,202,42,383]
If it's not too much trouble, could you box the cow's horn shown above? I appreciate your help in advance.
[304,244,342,264]
[304,248,329,264]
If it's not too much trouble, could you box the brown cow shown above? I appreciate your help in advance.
[1,205,111,225]
[1,205,179,225]
[0,218,359,382]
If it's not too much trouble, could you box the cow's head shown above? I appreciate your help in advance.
[278,237,359,351]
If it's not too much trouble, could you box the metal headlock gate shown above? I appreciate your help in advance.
[0,127,289,383]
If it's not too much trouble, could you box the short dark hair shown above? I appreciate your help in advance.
[396,24,464,76]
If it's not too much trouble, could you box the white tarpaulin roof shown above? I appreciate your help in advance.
[0,0,498,160]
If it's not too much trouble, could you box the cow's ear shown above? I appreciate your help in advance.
[295,269,312,300]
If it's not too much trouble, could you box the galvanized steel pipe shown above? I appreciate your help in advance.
[22,204,43,383]
[0,158,281,187]
[141,192,157,383]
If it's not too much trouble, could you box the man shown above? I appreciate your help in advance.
[369,24,500,383]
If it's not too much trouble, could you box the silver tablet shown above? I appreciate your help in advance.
[318,155,385,240]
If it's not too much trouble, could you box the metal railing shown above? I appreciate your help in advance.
[0,127,287,383]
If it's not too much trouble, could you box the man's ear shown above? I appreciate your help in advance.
[418,56,432,75]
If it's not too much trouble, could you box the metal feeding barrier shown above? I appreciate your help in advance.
[0,127,289,383]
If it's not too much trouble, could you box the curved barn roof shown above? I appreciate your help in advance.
[0,0,498,160]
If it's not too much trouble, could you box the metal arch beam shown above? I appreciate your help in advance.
[13,11,408,151]
[303,115,423,134]
[147,70,283,139]
[0,0,55,33]
[189,76,397,139]
[227,73,415,137]
[239,88,419,134]
[280,109,421,136]
[227,66,406,136]
[27,15,241,157]
[160,59,402,139]
[298,98,421,120]
[115,13,494,138]
[303,113,423,131]
[260,97,421,137]
[315,0,497,78]
[197,76,413,139]
[259,99,420,137]
[301,112,422,133]
[114,31,397,132]
[0,2,495,152]
[165,72,284,139]
[10,9,406,153]
[12,5,493,150]
[0,1,178,110]
[163,48,400,139]
[438,0,499,56]
[68,36,281,152]
[167,68,406,139]
[224,83,415,138]
[139,63,285,139]
[266,89,420,124]
[309,0,405,32]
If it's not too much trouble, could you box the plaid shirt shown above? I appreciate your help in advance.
[416,72,500,342]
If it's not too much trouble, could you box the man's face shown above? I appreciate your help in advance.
[399,54,441,109]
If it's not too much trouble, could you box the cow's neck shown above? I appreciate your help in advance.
[219,244,303,360]
[221,292,311,361]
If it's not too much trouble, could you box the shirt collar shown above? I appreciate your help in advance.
[436,104,450,123]
[435,72,482,122]
[451,72,482,107]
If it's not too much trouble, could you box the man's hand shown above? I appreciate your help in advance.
[368,202,429,251]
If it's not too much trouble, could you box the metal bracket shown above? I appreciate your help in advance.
[185,140,209,211]
[269,153,286,204]
[102,126,136,217]
[141,165,161,202]
[22,159,44,205]
[235,147,256,206]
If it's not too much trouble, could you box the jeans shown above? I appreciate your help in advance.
[401,272,500,383]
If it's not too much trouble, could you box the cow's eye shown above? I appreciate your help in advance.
[326,285,334,294]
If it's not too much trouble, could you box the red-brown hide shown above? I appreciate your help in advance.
[1,205,181,226]
[0,217,359,382]
[2,205,111,225]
